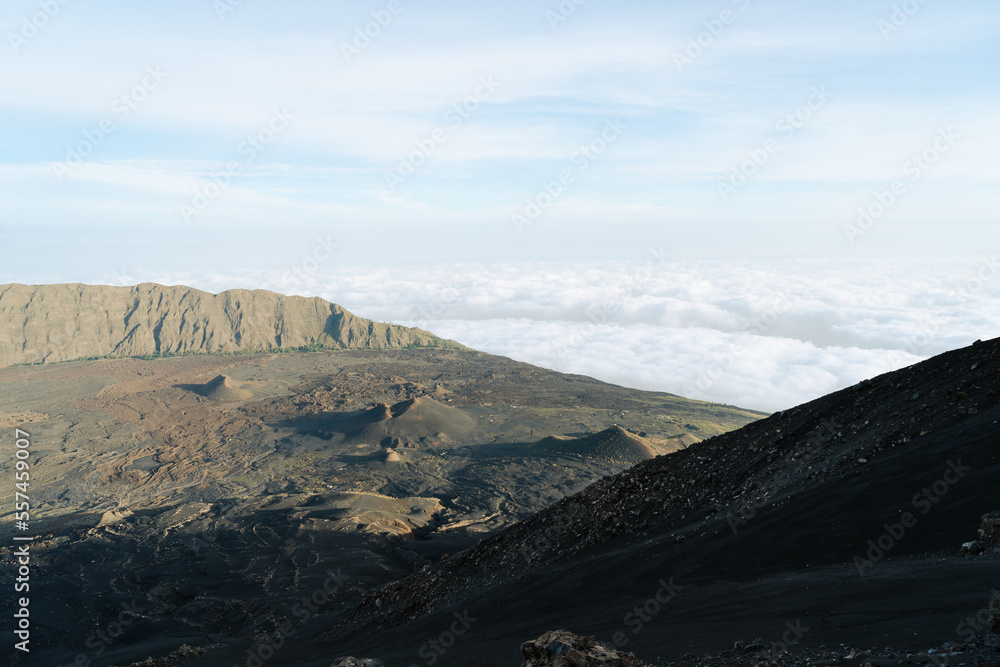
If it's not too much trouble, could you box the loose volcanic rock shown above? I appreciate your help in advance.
[345,337,1000,636]
[521,630,645,667]
[980,511,1000,548]
[330,658,386,667]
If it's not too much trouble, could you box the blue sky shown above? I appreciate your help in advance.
[2,0,998,281]
[3,1,998,408]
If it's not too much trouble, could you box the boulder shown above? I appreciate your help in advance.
[961,540,985,556]
[521,630,644,667]
[979,511,1000,547]
[330,659,385,667]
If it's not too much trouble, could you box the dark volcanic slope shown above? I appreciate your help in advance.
[330,337,1000,665]
[0,282,453,366]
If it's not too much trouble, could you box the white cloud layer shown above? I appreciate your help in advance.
[132,256,1000,413]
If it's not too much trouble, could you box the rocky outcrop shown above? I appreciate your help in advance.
[979,511,1000,548]
[119,643,206,665]
[521,630,645,667]
[330,658,385,667]
[0,283,455,367]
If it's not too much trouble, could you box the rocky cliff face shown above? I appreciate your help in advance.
[0,283,450,367]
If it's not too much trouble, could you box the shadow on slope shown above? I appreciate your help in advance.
[529,426,657,465]
[278,395,478,447]
[324,338,1000,666]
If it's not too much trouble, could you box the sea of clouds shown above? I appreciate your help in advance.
[136,255,999,413]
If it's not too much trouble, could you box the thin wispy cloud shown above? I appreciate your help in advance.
[1,0,996,410]
[1,0,995,257]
